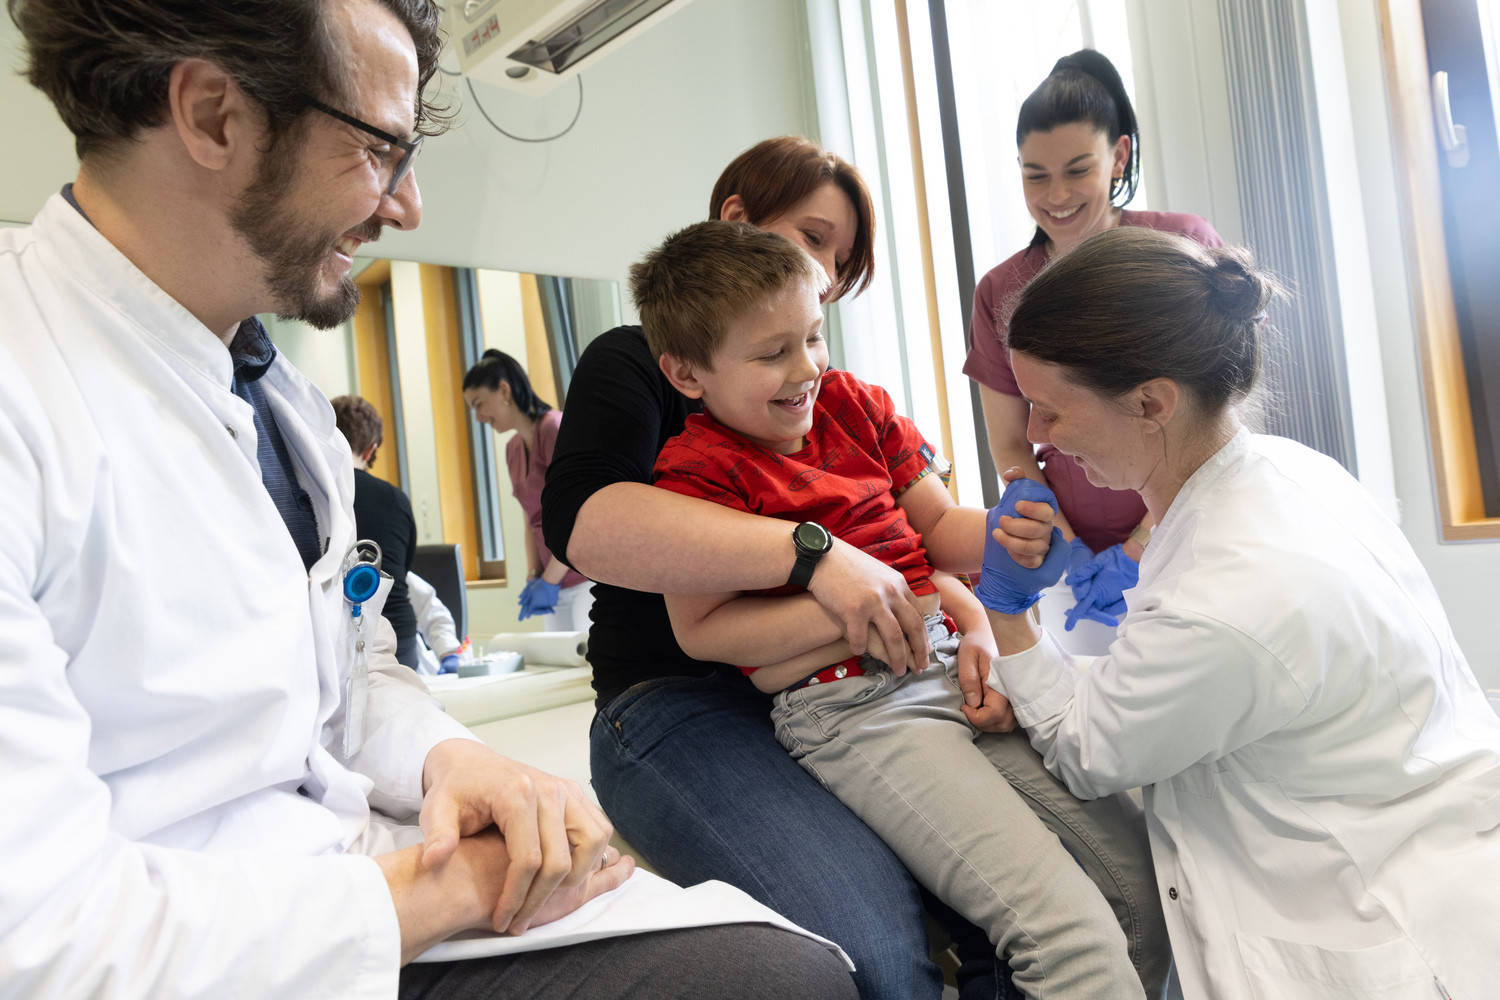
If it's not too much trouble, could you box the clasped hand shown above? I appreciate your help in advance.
[418,739,627,936]
[974,474,1070,615]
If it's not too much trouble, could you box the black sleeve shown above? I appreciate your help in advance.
[542,326,694,569]
[398,490,417,577]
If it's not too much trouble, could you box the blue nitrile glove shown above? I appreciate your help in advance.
[1064,544,1139,631]
[974,478,1070,614]
[1064,536,1095,585]
[517,577,560,620]
[439,654,460,674]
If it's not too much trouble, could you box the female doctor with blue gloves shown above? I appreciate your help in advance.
[978,226,1500,1000]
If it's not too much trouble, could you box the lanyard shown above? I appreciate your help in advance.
[341,540,383,756]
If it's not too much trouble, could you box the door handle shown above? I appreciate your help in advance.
[1432,71,1470,168]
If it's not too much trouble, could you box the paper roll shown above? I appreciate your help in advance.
[484,630,590,668]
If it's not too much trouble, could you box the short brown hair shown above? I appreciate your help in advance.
[709,136,876,302]
[331,394,384,456]
[631,221,828,370]
[9,0,449,160]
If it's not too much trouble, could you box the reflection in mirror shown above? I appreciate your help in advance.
[267,261,621,604]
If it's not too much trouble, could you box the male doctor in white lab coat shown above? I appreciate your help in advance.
[0,1,856,998]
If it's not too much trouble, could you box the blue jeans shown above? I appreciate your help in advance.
[590,670,1016,1000]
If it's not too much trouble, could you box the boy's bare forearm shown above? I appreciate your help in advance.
[665,591,844,666]
[747,639,856,693]
[932,571,987,635]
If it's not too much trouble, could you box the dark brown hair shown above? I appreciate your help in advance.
[708,136,876,302]
[1008,227,1281,416]
[9,0,449,160]
[331,394,383,456]
[631,220,828,370]
[1016,49,1141,249]
[462,349,552,422]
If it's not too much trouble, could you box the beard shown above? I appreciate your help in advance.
[230,136,379,330]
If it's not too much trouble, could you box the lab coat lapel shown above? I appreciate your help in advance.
[258,354,359,731]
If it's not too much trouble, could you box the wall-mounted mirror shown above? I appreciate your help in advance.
[267,260,621,628]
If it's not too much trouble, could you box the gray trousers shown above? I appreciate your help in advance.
[398,924,857,1000]
[772,623,1167,999]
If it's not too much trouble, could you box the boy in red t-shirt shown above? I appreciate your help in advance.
[631,220,1152,999]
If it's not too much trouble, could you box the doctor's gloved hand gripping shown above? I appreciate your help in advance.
[976,477,1071,615]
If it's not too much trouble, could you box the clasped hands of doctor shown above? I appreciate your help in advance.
[375,737,634,964]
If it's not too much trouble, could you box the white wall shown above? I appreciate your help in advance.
[374,0,817,298]
[0,20,78,223]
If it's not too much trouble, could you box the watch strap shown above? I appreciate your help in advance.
[789,551,820,588]
[788,522,831,588]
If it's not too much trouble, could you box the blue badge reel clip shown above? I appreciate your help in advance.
[341,539,384,755]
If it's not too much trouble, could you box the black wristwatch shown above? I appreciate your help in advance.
[788,521,833,588]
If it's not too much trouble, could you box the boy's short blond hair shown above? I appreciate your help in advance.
[630,221,830,370]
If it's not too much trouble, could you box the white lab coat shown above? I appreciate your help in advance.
[991,430,1500,1000]
[408,571,462,675]
[0,196,479,998]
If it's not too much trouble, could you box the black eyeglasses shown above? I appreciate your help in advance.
[306,98,423,197]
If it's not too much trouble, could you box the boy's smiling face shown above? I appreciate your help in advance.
[665,278,828,455]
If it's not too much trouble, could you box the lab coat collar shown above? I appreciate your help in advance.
[258,353,357,585]
[32,193,238,391]
[1152,426,1251,543]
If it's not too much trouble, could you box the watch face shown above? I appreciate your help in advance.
[794,521,832,553]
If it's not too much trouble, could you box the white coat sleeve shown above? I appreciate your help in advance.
[0,410,400,999]
[989,608,1308,799]
[336,613,480,819]
[407,572,461,658]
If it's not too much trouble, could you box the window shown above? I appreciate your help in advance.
[1380,0,1500,538]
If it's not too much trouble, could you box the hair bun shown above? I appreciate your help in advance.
[1205,246,1274,321]
[481,348,506,363]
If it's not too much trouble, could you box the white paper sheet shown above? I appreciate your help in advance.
[412,869,852,969]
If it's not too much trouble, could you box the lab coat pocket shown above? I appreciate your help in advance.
[1235,931,1434,1000]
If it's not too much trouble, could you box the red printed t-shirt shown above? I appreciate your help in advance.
[652,369,938,599]
[962,210,1222,551]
